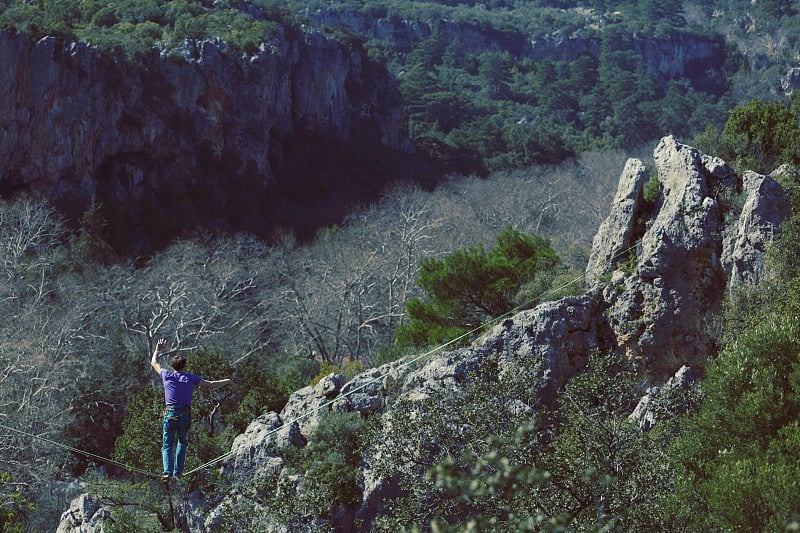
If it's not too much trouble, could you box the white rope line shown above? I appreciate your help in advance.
[0,422,158,478]
[183,250,622,476]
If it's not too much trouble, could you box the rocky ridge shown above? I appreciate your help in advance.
[58,136,791,531]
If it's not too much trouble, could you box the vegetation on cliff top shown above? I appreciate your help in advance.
[2,0,799,176]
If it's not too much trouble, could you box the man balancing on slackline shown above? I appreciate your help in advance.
[150,338,232,481]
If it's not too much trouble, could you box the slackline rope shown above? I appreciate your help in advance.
[0,240,643,480]
[0,421,158,478]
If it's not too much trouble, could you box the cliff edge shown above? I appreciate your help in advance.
[0,28,405,248]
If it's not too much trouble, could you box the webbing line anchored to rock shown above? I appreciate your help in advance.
[0,241,642,480]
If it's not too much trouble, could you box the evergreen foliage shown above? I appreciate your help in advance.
[0,472,32,533]
[112,387,168,475]
[693,95,800,174]
[370,351,547,531]
[395,226,561,348]
[372,351,684,531]
[536,351,679,531]
[286,411,367,509]
[0,0,288,57]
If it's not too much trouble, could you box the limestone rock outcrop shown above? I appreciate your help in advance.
[57,494,112,533]
[587,136,788,379]
[223,373,349,485]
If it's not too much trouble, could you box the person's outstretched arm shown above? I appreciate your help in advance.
[150,338,166,374]
[199,378,232,389]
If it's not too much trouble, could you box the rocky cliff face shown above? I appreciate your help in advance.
[57,137,790,531]
[0,28,404,248]
[528,30,725,88]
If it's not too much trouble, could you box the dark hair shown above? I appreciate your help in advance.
[171,355,187,371]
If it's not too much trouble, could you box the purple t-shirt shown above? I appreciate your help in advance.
[160,370,202,405]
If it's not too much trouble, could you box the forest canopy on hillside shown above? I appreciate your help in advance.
[2,0,799,174]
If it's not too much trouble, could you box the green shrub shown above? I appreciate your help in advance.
[112,388,164,474]
[227,356,310,434]
[723,98,800,174]
[370,352,547,531]
[0,472,33,533]
[643,173,661,203]
[382,351,682,532]
[309,360,363,386]
[286,411,367,510]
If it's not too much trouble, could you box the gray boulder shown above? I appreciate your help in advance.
[279,373,345,440]
[57,494,112,533]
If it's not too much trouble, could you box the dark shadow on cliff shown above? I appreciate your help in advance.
[84,131,446,256]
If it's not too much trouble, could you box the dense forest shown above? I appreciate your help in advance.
[2,0,800,531]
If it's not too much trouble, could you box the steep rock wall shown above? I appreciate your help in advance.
[0,29,404,247]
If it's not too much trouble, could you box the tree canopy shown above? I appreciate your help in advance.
[395,226,561,348]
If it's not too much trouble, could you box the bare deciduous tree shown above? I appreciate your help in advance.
[0,198,83,495]
[123,235,279,361]
[270,184,451,365]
